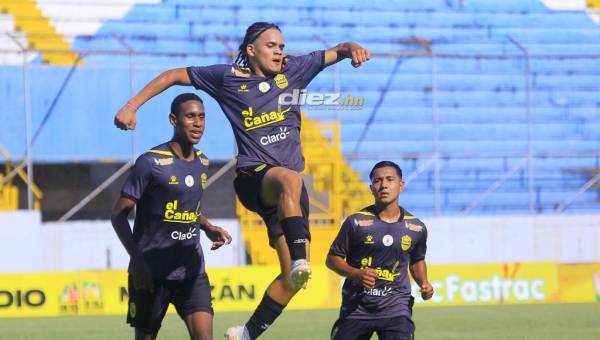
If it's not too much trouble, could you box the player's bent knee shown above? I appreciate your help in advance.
[280,172,303,195]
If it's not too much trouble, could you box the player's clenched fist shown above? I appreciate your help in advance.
[420,281,434,300]
[352,267,378,288]
[347,43,370,68]
[114,102,137,130]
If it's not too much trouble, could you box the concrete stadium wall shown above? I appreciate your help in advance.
[0,211,244,273]
[0,211,599,273]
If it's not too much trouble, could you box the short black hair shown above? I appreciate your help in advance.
[170,93,203,117]
[235,22,281,68]
[369,161,403,181]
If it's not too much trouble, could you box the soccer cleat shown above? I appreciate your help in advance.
[224,325,250,340]
[291,259,312,290]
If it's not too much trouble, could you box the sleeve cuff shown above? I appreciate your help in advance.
[120,192,139,203]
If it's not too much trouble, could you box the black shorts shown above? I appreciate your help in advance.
[330,316,415,340]
[126,273,213,334]
[234,163,310,247]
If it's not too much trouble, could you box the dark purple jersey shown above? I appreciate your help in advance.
[329,205,428,320]
[186,51,325,172]
[120,142,210,280]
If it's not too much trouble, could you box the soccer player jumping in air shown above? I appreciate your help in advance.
[112,93,232,340]
[327,161,434,340]
[114,22,370,339]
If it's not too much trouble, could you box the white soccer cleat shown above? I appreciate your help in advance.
[291,259,312,290]
[224,325,250,340]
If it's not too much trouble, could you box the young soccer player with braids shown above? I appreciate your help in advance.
[114,22,370,339]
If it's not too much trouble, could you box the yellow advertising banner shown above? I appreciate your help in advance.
[557,263,600,303]
[411,262,560,306]
[0,262,598,317]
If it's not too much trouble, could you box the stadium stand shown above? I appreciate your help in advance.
[0,0,599,222]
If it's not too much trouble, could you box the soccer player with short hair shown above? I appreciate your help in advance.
[111,93,232,340]
[326,161,434,340]
[114,22,370,339]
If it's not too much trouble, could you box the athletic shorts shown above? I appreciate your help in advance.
[126,273,213,334]
[234,163,310,247]
[330,315,415,340]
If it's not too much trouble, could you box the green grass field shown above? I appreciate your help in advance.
[1,303,599,339]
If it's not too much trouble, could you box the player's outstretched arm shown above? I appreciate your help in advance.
[111,197,154,292]
[324,42,370,68]
[326,254,377,288]
[410,260,433,300]
[198,213,233,250]
[114,68,192,130]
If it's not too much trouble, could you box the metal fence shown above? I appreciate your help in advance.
[1,43,599,217]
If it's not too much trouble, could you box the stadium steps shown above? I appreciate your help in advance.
[0,173,18,211]
[0,0,79,65]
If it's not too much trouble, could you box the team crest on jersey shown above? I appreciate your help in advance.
[200,157,209,166]
[405,222,423,232]
[354,218,373,227]
[401,235,412,251]
[382,234,394,246]
[201,173,208,189]
[364,234,375,245]
[185,175,194,187]
[168,175,178,185]
[274,74,288,89]
[238,84,249,93]
[154,157,173,166]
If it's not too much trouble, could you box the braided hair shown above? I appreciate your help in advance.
[235,22,281,68]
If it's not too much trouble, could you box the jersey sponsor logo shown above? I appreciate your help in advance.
[258,81,270,93]
[406,222,423,232]
[201,173,207,189]
[274,74,288,89]
[200,157,209,166]
[241,106,291,131]
[354,218,373,227]
[153,157,173,166]
[185,175,194,187]
[382,234,394,246]
[364,285,392,297]
[168,176,178,185]
[171,227,198,241]
[238,84,249,93]
[401,235,412,251]
[260,127,290,146]
[364,234,375,245]
[361,257,401,282]
[163,200,198,224]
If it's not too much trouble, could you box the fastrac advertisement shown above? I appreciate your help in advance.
[411,262,560,305]
[1,262,599,317]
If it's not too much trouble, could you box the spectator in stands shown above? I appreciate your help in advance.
[111,93,232,340]
[114,21,370,339]
[326,161,433,340]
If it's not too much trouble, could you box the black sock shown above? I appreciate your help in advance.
[245,293,285,339]
[280,216,308,260]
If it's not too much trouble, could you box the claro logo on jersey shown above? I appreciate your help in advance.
[163,200,198,224]
[260,127,290,146]
[241,106,291,131]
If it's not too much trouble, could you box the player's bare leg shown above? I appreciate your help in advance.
[135,329,157,340]
[261,167,311,290]
[225,236,310,339]
[184,311,213,340]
